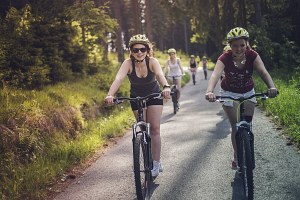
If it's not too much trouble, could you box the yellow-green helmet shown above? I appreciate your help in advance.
[167,48,176,54]
[129,34,150,48]
[190,55,195,58]
[202,56,207,59]
[226,27,249,42]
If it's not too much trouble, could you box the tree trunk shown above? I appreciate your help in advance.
[254,0,262,26]
[132,0,142,34]
[237,0,247,28]
[145,0,153,41]
[112,0,125,63]
[223,0,234,33]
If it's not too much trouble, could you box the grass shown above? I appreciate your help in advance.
[0,106,134,199]
[253,71,300,145]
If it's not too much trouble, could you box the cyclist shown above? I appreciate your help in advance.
[105,34,171,177]
[164,48,184,107]
[205,27,278,169]
[201,56,208,80]
[188,55,198,84]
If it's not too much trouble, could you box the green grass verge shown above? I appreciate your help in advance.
[253,71,300,146]
[0,107,134,199]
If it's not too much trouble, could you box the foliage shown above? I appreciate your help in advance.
[0,1,117,89]
[254,70,300,146]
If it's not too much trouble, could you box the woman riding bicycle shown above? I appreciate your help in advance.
[164,48,184,105]
[188,55,198,84]
[201,56,208,80]
[205,27,278,169]
[105,34,171,177]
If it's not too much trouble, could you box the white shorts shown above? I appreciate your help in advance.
[167,75,182,80]
[220,88,257,107]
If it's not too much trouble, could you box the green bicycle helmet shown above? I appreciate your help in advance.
[167,48,176,54]
[129,34,150,49]
[226,27,249,42]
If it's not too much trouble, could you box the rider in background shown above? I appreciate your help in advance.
[201,56,208,80]
[105,34,171,177]
[188,55,198,84]
[205,27,278,169]
[164,48,184,106]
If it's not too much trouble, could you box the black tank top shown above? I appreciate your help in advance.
[190,60,197,68]
[127,56,160,96]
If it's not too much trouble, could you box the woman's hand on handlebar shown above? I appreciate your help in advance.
[268,87,278,98]
[105,95,114,105]
[162,87,171,99]
[205,91,216,102]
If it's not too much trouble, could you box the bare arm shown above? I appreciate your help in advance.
[105,60,130,103]
[205,60,225,101]
[206,60,224,92]
[253,55,278,97]
[164,60,170,76]
[177,58,184,74]
[151,57,171,98]
[253,55,275,88]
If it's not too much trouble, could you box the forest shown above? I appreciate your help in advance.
[0,0,300,199]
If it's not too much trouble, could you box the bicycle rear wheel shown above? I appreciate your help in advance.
[237,129,254,200]
[133,134,152,200]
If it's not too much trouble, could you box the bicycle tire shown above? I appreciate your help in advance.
[237,129,254,200]
[192,74,196,85]
[172,88,178,114]
[133,134,151,200]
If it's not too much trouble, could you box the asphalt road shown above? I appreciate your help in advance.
[53,69,300,200]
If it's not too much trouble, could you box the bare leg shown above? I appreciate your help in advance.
[222,101,255,161]
[175,78,182,99]
[146,105,163,162]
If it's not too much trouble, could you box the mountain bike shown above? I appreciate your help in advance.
[113,93,162,200]
[168,75,181,114]
[216,92,275,200]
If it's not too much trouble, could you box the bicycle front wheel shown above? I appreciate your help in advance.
[238,129,254,200]
[133,134,152,200]
[172,89,178,114]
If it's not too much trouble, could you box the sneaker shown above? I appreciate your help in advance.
[159,163,163,172]
[232,160,238,170]
[151,161,160,177]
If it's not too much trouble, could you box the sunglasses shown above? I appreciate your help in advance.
[132,47,147,53]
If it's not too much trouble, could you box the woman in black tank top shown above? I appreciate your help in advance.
[105,34,171,177]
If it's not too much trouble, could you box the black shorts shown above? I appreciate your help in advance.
[130,94,163,111]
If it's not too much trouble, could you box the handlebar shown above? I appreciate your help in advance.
[215,91,279,103]
[113,92,162,104]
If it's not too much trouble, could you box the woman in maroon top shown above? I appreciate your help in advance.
[105,34,171,177]
[205,27,278,169]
